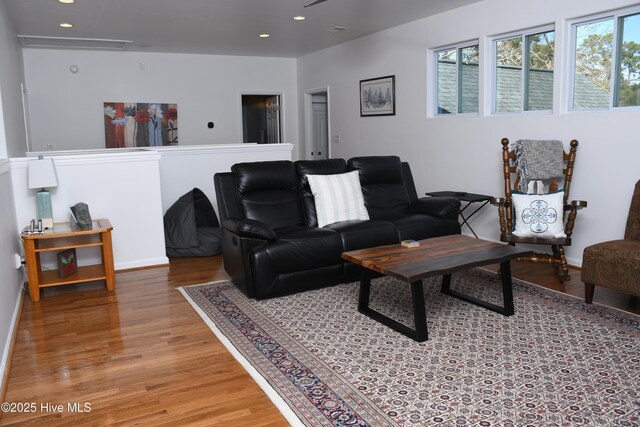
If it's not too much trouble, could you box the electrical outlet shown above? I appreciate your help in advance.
[14,253,23,269]
[332,135,340,144]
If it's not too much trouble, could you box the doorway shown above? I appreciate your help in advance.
[242,94,281,144]
[305,89,329,160]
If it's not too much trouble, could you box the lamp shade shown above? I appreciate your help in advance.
[28,157,58,189]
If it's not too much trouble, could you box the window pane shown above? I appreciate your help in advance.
[496,37,522,112]
[460,45,479,113]
[573,19,613,109]
[437,49,456,114]
[526,31,554,111]
[616,12,640,107]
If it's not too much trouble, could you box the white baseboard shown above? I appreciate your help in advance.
[115,256,169,271]
[0,285,24,400]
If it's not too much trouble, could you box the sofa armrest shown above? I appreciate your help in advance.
[222,219,277,242]
[409,197,460,220]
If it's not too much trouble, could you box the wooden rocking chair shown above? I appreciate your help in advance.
[491,138,587,281]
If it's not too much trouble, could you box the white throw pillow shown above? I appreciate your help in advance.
[512,191,566,238]
[307,170,370,227]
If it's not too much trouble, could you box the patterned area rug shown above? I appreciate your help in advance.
[179,269,640,426]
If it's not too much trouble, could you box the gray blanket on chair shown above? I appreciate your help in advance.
[511,139,564,192]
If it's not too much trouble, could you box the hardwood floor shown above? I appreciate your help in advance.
[1,256,637,426]
[0,257,286,426]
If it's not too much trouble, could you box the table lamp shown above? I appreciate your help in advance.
[28,155,58,229]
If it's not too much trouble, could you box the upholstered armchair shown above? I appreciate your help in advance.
[581,180,640,303]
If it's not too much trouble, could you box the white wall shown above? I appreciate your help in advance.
[0,1,26,158]
[0,1,26,396]
[0,162,22,397]
[22,49,300,157]
[11,151,168,270]
[297,0,640,266]
[157,143,294,213]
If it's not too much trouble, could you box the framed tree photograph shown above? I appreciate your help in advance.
[57,248,78,278]
[360,75,395,116]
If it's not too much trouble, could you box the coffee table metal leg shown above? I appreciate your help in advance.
[500,261,515,316]
[441,274,452,293]
[440,264,515,316]
[411,280,428,341]
[358,275,372,311]
[357,277,429,342]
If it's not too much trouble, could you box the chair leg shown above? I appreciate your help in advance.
[553,245,570,282]
[585,283,595,304]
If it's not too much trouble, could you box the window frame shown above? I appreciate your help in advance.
[432,39,480,117]
[567,5,640,112]
[490,24,555,115]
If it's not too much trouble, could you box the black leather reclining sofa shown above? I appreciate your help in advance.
[214,156,461,299]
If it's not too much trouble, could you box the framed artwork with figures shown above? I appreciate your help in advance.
[103,102,178,148]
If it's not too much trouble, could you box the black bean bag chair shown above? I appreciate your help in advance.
[163,188,222,257]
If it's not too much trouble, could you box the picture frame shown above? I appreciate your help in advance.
[360,75,395,116]
[103,102,178,148]
[57,248,78,278]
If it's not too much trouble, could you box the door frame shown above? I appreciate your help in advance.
[239,90,285,144]
[304,87,331,160]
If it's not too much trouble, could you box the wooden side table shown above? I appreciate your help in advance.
[20,219,115,302]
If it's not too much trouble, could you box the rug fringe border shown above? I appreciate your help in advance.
[178,279,229,289]
[177,287,305,427]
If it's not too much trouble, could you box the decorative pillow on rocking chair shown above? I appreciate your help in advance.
[512,191,566,238]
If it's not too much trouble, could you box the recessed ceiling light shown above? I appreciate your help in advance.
[293,16,306,21]
[59,22,73,28]
[258,33,270,38]
[58,0,75,3]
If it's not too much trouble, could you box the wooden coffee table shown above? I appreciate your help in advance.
[341,235,532,342]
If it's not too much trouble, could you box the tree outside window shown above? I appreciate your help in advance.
[573,20,613,109]
[494,29,555,113]
[616,13,640,107]
[572,10,640,110]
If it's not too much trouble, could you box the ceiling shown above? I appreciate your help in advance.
[2,0,481,58]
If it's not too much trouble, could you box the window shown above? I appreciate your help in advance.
[571,8,640,110]
[435,42,479,115]
[494,28,555,113]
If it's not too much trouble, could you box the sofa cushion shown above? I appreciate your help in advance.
[296,159,348,226]
[380,213,461,241]
[307,171,370,227]
[325,219,398,251]
[348,156,411,219]
[232,160,305,230]
[326,219,399,283]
